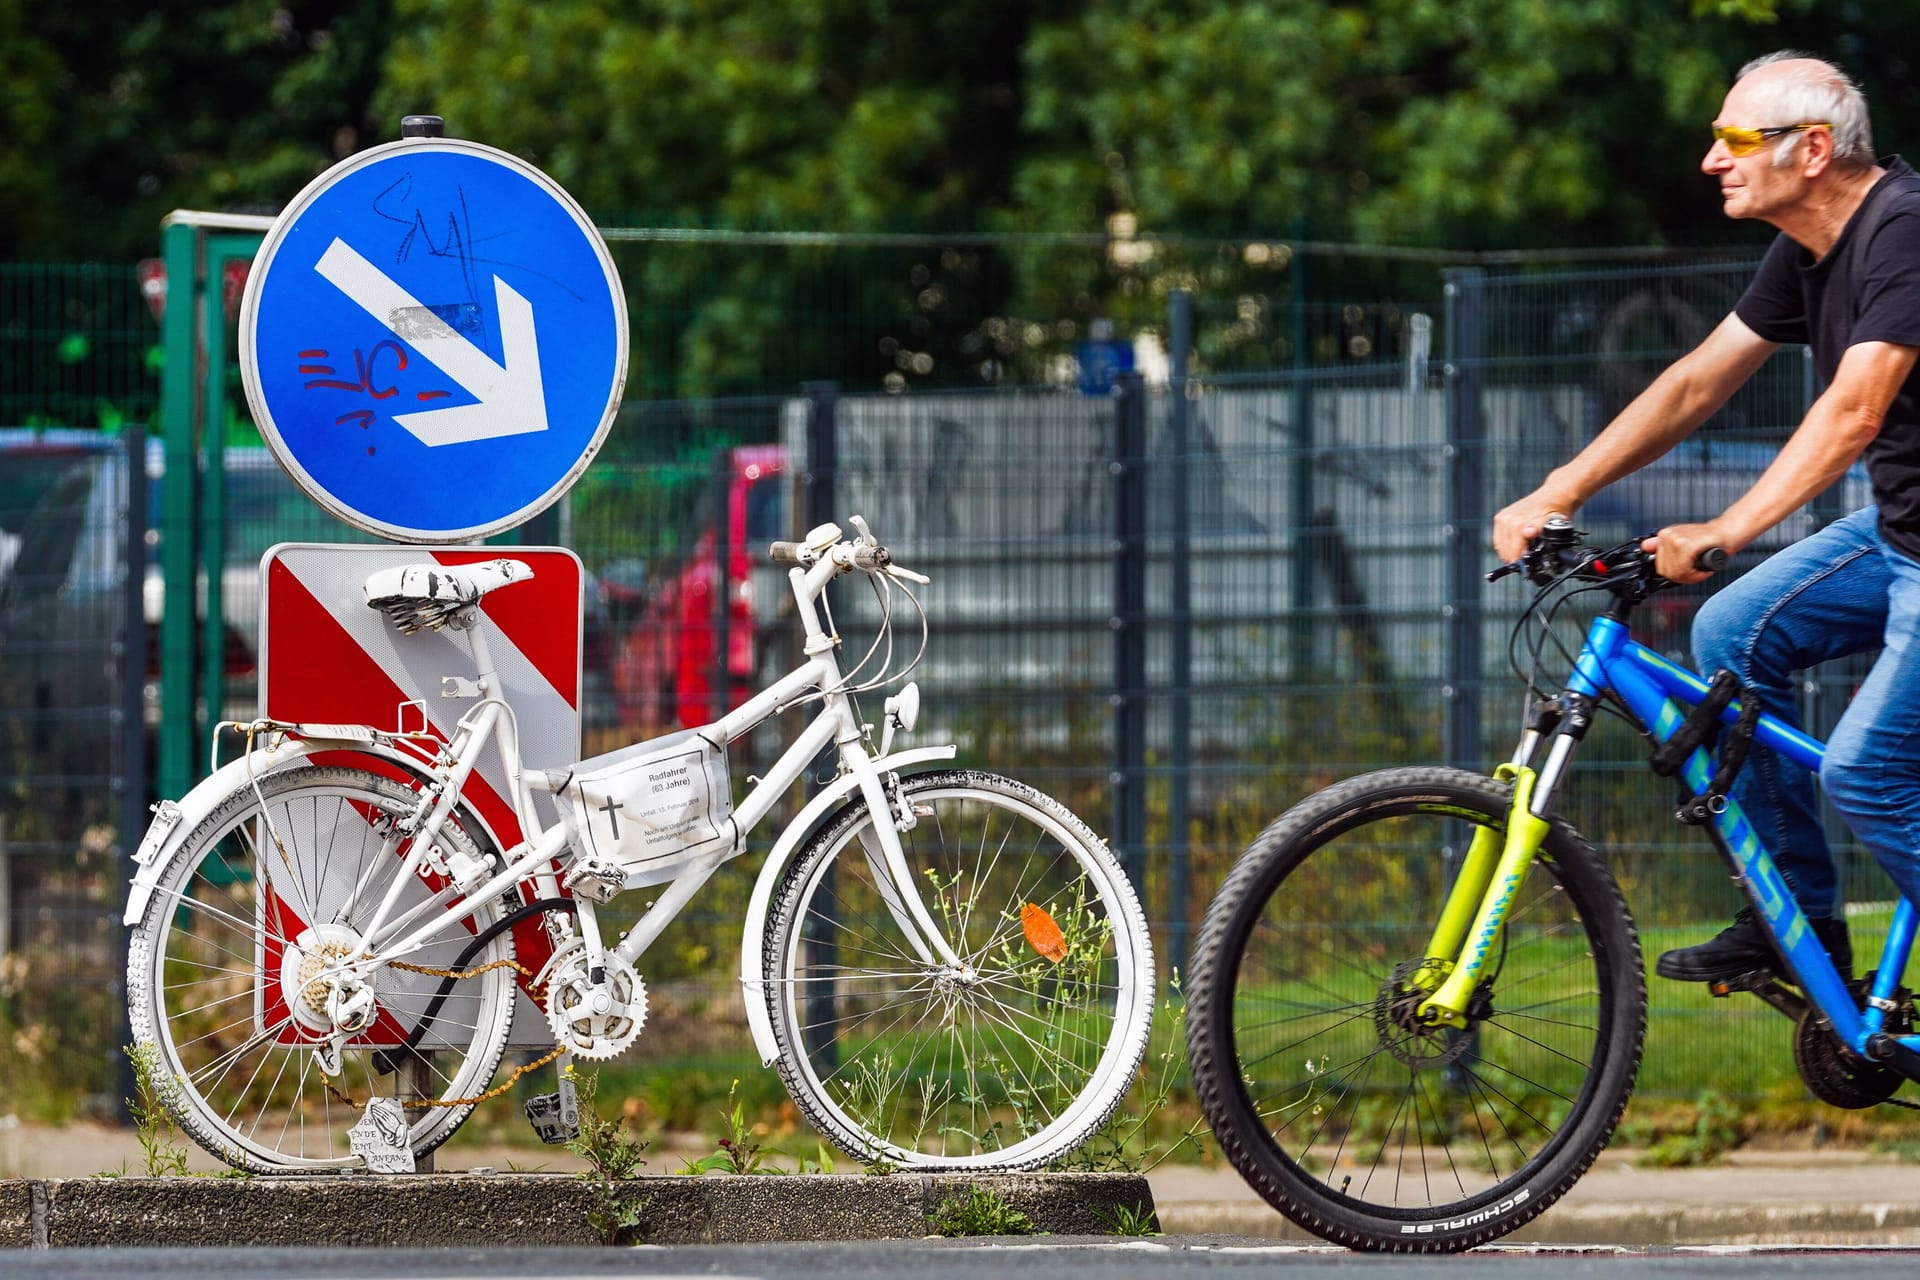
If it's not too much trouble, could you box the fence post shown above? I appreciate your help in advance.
[797,385,840,749]
[156,220,200,805]
[1443,268,1488,772]
[1165,290,1194,978]
[114,426,150,1117]
[1288,234,1316,677]
[799,381,839,1071]
[802,382,839,533]
[1111,372,1149,893]
[710,448,734,726]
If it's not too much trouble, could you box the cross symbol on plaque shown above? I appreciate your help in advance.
[599,795,623,839]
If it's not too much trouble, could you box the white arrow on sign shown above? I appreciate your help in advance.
[314,238,549,447]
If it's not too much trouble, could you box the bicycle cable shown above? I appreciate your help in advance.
[1508,567,1654,736]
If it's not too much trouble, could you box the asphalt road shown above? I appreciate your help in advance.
[4,1241,1920,1280]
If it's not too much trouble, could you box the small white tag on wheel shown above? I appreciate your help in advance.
[349,1097,416,1173]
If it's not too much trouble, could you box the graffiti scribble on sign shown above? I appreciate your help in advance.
[297,341,451,427]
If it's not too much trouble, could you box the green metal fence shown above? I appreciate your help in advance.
[0,263,159,433]
[5,234,1884,1118]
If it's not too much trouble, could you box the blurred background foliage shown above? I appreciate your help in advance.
[9,0,1920,265]
[8,0,1920,398]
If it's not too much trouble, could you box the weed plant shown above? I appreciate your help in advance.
[1093,1201,1160,1236]
[928,1184,1035,1237]
[563,1067,653,1243]
[1051,973,1210,1173]
[124,1041,189,1177]
[565,1066,651,1181]
[680,1078,779,1174]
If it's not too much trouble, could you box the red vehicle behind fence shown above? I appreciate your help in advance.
[611,444,788,735]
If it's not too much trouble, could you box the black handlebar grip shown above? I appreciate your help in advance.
[768,541,805,563]
[1695,547,1729,573]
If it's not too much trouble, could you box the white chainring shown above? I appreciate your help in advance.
[544,945,647,1062]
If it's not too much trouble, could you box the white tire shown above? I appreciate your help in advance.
[765,769,1154,1169]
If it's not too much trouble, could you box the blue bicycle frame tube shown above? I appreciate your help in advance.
[1567,615,1920,1058]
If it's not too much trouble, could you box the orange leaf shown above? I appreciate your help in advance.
[1022,902,1068,963]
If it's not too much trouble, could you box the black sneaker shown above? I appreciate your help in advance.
[1654,906,1852,983]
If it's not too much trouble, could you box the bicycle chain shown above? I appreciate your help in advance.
[320,1044,566,1111]
[316,955,555,1111]
[389,956,532,981]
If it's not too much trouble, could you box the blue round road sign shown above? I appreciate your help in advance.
[239,137,627,542]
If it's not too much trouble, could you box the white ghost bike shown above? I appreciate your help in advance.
[123,517,1154,1173]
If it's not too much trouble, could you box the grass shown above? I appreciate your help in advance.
[1631,902,1897,1100]
[1093,1201,1160,1236]
[60,904,1909,1182]
[928,1184,1035,1237]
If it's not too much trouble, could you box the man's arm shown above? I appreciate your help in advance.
[1491,313,1778,561]
[1649,339,1920,581]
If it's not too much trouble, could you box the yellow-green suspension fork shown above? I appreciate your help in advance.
[1412,763,1553,1029]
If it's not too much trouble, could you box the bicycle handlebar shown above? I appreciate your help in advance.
[766,539,890,570]
[767,526,930,583]
[1489,516,1729,599]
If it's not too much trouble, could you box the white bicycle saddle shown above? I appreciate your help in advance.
[363,559,534,633]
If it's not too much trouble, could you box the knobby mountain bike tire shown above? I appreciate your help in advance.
[764,768,1155,1169]
[126,765,518,1172]
[1186,766,1645,1252]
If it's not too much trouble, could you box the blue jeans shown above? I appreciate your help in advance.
[1692,505,1920,916]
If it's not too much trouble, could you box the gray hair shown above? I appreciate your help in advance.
[1735,50,1875,170]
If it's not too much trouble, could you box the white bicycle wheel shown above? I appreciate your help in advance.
[126,765,517,1172]
[766,768,1154,1169]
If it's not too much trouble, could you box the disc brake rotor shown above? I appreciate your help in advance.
[1374,957,1478,1070]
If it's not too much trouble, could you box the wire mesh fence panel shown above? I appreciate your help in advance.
[0,263,159,433]
[0,430,143,1118]
[0,245,1887,1114]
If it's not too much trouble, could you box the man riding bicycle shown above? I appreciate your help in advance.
[1493,51,1920,986]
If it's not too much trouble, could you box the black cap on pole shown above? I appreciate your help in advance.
[400,115,446,139]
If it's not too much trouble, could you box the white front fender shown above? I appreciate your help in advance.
[121,734,503,928]
[738,745,957,1065]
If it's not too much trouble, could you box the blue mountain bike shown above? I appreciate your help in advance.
[1186,516,1919,1252]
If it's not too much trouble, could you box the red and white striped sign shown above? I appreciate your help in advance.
[260,543,582,1047]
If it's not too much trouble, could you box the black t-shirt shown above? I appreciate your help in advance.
[1736,156,1920,558]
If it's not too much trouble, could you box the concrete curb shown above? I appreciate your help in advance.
[1157,1201,1920,1248]
[0,1172,1155,1248]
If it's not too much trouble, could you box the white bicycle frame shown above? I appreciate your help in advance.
[129,522,964,1067]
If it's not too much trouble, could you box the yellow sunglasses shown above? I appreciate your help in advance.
[1711,122,1830,158]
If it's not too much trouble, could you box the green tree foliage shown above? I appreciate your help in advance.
[8,0,1920,392]
[2,0,393,259]
[377,0,1037,229]
[376,0,1046,397]
[368,0,1920,393]
[12,0,1920,262]
[1016,0,1767,250]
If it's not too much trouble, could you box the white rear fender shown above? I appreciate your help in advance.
[738,745,956,1066]
[121,733,503,928]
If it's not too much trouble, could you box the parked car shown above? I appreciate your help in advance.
[1,438,632,790]
[0,433,146,839]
